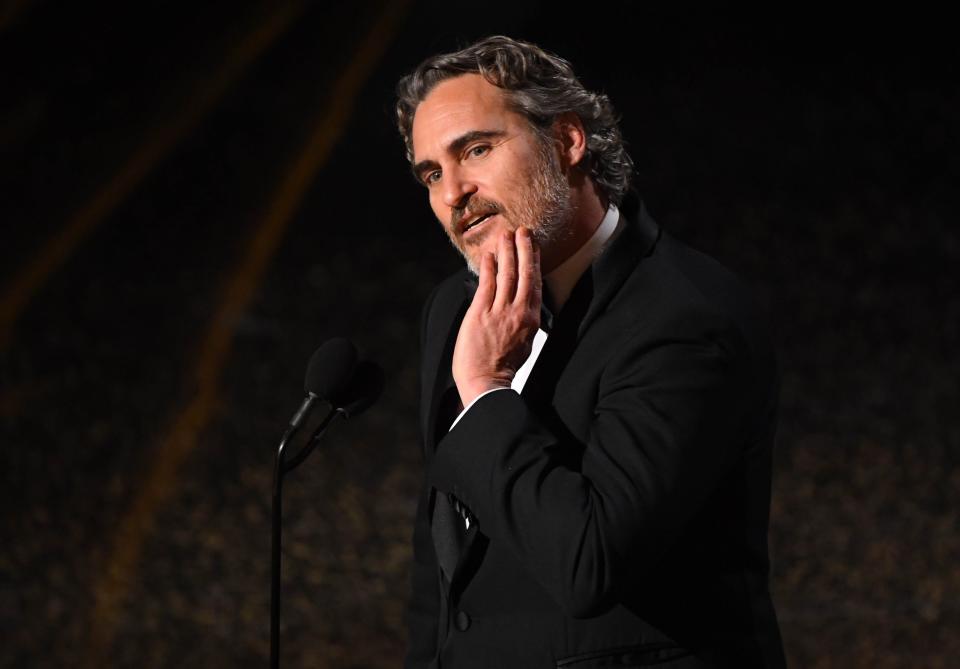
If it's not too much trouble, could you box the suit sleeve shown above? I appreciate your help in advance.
[427,308,756,618]
[404,286,442,669]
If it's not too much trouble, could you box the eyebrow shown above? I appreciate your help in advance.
[411,129,506,183]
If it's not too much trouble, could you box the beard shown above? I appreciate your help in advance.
[447,138,573,275]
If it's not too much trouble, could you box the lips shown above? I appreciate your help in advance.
[463,213,495,235]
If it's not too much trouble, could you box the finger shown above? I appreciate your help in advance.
[515,226,542,310]
[494,230,517,309]
[473,251,496,311]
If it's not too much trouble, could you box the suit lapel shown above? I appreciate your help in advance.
[521,269,594,408]
[423,276,474,456]
[578,197,660,340]
[449,522,488,603]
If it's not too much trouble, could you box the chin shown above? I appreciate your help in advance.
[456,217,517,275]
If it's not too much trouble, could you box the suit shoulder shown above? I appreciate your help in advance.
[644,234,767,324]
[613,233,774,367]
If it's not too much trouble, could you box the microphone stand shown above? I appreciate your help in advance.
[271,403,347,669]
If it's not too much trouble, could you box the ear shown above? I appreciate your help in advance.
[553,112,588,168]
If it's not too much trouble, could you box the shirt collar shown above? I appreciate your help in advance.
[544,204,619,313]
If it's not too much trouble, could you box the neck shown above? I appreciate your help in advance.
[541,180,607,274]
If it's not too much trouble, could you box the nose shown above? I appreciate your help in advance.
[441,165,477,209]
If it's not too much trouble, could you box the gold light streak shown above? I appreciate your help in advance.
[84,0,410,663]
[0,2,305,350]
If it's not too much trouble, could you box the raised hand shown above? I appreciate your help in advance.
[452,226,542,407]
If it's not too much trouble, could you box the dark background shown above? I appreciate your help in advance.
[2,1,957,667]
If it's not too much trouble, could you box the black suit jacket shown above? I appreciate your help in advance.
[406,195,786,668]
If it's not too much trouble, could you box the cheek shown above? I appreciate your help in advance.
[428,194,447,224]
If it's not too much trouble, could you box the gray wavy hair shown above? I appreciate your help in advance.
[395,35,634,206]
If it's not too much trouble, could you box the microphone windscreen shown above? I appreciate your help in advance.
[338,360,384,418]
[304,338,358,401]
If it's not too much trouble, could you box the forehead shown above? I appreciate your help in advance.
[411,74,516,160]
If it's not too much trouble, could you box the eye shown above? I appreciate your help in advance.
[467,144,490,158]
[424,169,441,185]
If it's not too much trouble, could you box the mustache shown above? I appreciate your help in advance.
[450,197,503,231]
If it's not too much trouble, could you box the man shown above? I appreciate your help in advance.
[396,36,785,668]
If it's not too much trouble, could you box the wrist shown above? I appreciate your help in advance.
[456,378,510,408]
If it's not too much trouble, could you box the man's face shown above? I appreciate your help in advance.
[410,74,571,274]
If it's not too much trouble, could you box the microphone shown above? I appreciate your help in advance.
[282,359,384,474]
[305,337,358,400]
[288,337,358,429]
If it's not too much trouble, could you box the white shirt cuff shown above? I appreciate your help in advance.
[448,387,515,430]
